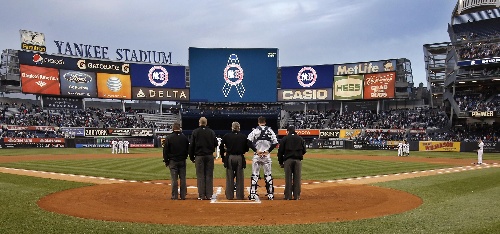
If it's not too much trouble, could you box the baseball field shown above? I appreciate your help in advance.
[0,148,499,233]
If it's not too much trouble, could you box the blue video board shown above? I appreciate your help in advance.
[280,64,334,89]
[189,48,278,102]
[130,64,186,88]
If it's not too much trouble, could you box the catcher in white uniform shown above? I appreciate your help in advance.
[247,116,278,200]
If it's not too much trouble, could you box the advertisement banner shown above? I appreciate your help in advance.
[189,47,278,102]
[280,65,334,89]
[60,127,85,137]
[419,141,460,152]
[84,128,109,137]
[76,144,110,148]
[18,51,75,69]
[319,129,340,139]
[42,96,83,110]
[277,88,332,102]
[96,73,132,99]
[277,129,319,136]
[130,143,155,148]
[339,129,362,139]
[342,101,378,112]
[333,75,363,100]
[59,69,97,98]
[130,64,186,88]
[363,72,395,99]
[311,139,345,149]
[131,87,189,101]
[3,138,65,144]
[457,57,500,67]
[130,128,154,137]
[75,59,130,74]
[107,128,131,136]
[2,125,56,131]
[20,64,60,95]
[334,59,396,76]
[20,30,46,52]
[468,111,497,117]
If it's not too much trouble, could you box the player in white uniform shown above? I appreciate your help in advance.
[216,137,222,159]
[403,140,410,156]
[247,116,278,200]
[477,138,484,165]
[124,140,130,154]
[111,139,118,154]
[397,141,403,157]
[118,139,124,154]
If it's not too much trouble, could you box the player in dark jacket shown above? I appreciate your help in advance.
[220,122,250,200]
[163,122,190,200]
[278,126,306,200]
[189,117,217,200]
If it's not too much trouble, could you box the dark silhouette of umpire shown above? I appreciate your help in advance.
[277,125,306,200]
[163,122,189,200]
[220,122,250,200]
[189,117,217,200]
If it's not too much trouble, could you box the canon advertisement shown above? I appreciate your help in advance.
[189,47,278,103]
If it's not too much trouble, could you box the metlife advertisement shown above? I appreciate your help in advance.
[189,47,278,103]
[130,64,186,88]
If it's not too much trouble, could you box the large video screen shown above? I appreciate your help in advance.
[280,65,333,89]
[189,47,278,102]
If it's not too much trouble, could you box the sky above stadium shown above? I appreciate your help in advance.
[0,0,457,87]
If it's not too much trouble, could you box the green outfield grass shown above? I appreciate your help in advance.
[0,149,499,233]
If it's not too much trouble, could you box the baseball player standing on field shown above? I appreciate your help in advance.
[163,122,190,200]
[278,126,306,200]
[219,122,249,200]
[247,116,278,200]
[124,139,130,154]
[477,138,484,165]
[397,141,403,157]
[216,137,222,159]
[403,140,410,156]
[111,138,118,154]
[189,117,218,200]
[118,139,124,154]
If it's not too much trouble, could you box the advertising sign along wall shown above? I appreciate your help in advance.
[96,73,131,99]
[363,72,395,99]
[277,88,332,101]
[59,69,97,97]
[334,59,396,76]
[131,87,189,101]
[20,64,61,95]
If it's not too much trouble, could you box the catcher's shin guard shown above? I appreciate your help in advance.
[264,174,274,200]
[249,174,259,200]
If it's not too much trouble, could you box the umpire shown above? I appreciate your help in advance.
[277,125,306,200]
[189,117,217,200]
[163,122,189,200]
[220,122,249,200]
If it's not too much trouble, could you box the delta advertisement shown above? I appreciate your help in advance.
[189,47,278,102]
[418,141,460,152]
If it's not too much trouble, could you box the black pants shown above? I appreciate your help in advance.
[284,159,302,200]
[169,160,187,200]
[195,155,214,199]
[226,155,245,200]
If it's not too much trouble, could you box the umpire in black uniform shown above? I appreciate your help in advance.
[220,122,250,200]
[189,117,217,200]
[277,126,306,200]
[163,122,190,200]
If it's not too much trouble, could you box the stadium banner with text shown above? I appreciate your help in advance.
[468,111,497,117]
[42,96,83,110]
[460,141,500,153]
[2,125,57,131]
[96,73,132,99]
[130,143,155,148]
[277,88,332,102]
[2,138,65,148]
[130,128,154,137]
[59,69,98,98]
[333,75,363,100]
[343,101,378,111]
[334,59,396,76]
[310,138,345,149]
[419,141,460,152]
[319,129,340,139]
[457,57,500,67]
[189,47,278,102]
[130,64,186,88]
[20,64,61,95]
[60,127,85,137]
[280,65,334,89]
[76,144,110,148]
[3,138,65,144]
[131,87,189,101]
[20,30,46,53]
[277,129,319,136]
[339,129,362,139]
[363,72,395,99]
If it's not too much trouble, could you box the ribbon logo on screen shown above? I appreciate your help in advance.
[222,54,245,98]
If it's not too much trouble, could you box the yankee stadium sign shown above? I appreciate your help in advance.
[54,40,172,64]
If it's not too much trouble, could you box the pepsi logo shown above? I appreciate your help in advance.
[63,72,93,83]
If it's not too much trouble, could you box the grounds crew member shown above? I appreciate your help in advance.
[247,116,278,200]
[278,125,306,200]
[189,117,217,200]
[220,122,250,200]
[163,122,189,200]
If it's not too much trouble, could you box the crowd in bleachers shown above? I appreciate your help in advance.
[456,93,500,112]
[457,41,500,60]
